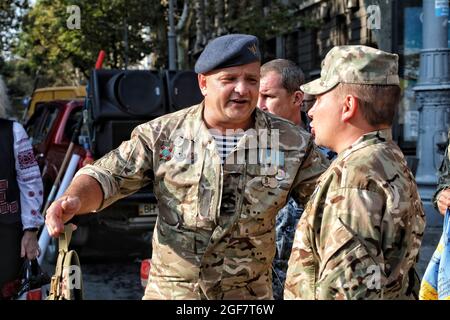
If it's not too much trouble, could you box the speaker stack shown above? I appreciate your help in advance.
[88,69,203,157]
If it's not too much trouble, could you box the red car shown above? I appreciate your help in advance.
[25,99,157,261]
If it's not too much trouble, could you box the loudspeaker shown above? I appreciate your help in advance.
[90,69,166,122]
[164,70,203,113]
[93,120,144,157]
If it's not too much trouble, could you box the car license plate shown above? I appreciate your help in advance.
[138,203,158,216]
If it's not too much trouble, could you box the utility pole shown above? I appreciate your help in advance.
[168,0,177,70]
[414,0,450,226]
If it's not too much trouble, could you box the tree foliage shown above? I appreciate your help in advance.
[11,0,316,87]
[0,0,29,56]
[1,0,33,113]
[16,0,164,82]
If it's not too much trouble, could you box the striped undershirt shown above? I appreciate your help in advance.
[211,132,245,164]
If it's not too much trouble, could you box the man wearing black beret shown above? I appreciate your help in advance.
[45,34,328,299]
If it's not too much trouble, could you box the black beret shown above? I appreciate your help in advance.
[194,34,261,74]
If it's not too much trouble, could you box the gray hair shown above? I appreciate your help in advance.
[0,76,11,119]
[260,59,305,94]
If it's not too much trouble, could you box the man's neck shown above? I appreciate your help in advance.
[203,111,254,134]
[287,108,302,127]
[334,125,390,153]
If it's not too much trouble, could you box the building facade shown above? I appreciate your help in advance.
[267,0,448,158]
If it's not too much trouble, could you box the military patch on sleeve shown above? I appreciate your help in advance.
[159,144,173,162]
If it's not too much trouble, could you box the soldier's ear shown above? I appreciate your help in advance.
[341,94,358,122]
[198,74,207,96]
[293,90,304,107]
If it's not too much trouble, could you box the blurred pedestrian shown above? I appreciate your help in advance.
[258,59,329,299]
[0,76,44,299]
[434,129,450,215]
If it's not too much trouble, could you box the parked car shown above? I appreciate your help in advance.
[25,99,157,261]
[24,86,86,122]
[25,68,203,261]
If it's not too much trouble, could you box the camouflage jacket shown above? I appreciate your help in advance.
[77,103,328,300]
[284,129,426,300]
[433,129,450,209]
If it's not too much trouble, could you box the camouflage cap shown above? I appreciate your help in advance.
[301,45,399,95]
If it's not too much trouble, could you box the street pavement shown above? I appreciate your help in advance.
[39,218,444,300]
[417,224,442,277]
[41,256,144,300]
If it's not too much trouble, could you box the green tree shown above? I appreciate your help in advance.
[190,0,318,61]
[0,1,34,116]
[0,0,29,56]
[16,0,165,84]
[14,0,317,86]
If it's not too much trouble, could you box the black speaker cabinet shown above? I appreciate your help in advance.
[90,69,166,122]
[164,70,203,113]
[92,120,146,157]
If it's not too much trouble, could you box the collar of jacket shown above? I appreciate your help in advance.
[337,128,393,162]
[187,101,273,150]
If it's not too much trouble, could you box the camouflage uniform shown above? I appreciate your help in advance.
[433,130,450,209]
[284,45,426,300]
[77,103,328,299]
[284,130,426,300]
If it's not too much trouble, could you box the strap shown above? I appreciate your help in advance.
[58,224,74,253]
[64,250,84,300]
[48,224,81,300]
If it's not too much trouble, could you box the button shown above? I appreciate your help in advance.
[268,177,278,188]
[275,169,286,181]
[174,136,184,147]
[174,151,186,162]
[262,176,278,188]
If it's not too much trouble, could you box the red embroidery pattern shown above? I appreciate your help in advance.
[18,149,37,170]
[0,180,7,189]
[0,201,18,215]
[22,175,42,182]
[9,201,18,213]
[0,179,19,215]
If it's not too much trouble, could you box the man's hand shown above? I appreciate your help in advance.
[21,231,40,260]
[437,188,450,216]
[45,196,81,237]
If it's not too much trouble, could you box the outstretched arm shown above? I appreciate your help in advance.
[45,174,103,237]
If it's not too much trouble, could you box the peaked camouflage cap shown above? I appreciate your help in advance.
[301,45,399,95]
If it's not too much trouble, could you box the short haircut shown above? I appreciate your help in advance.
[0,76,10,119]
[260,59,305,94]
[334,83,401,126]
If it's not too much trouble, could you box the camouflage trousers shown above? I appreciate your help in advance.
[272,198,303,300]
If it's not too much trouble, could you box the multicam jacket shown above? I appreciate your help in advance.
[433,129,450,209]
[77,103,328,299]
[284,129,426,300]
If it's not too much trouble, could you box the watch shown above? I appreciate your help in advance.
[24,227,38,232]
